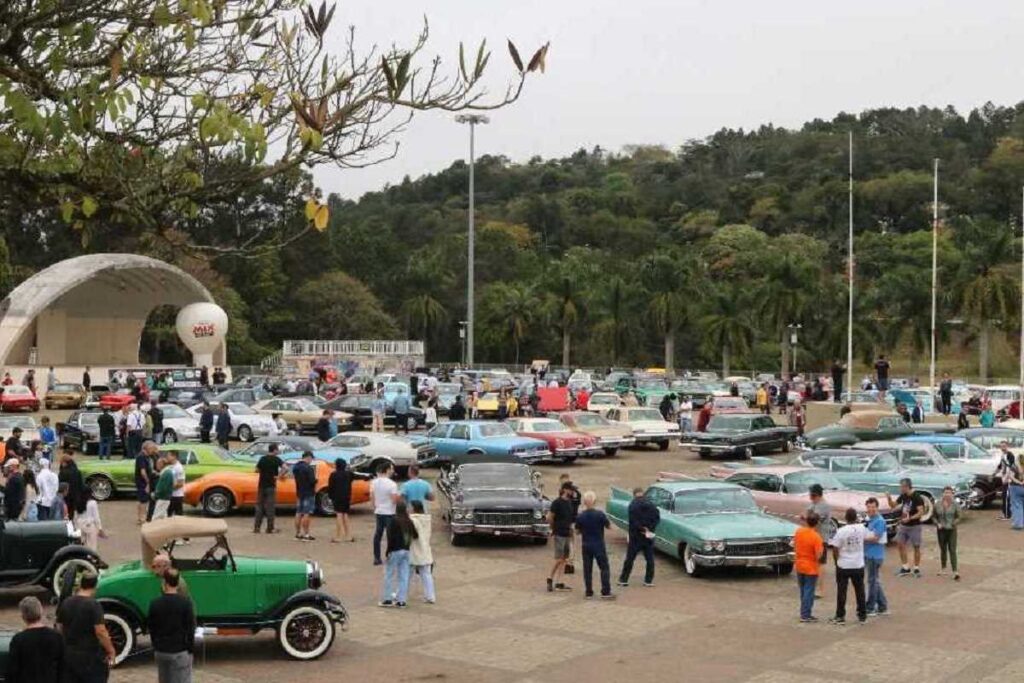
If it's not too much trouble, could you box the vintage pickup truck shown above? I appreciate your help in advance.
[682,413,797,459]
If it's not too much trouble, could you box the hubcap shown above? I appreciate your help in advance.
[90,478,112,501]
[206,493,230,514]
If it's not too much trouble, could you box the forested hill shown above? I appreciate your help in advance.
[4,104,1024,378]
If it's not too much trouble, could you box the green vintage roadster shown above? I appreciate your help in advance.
[78,443,252,500]
[92,517,347,664]
[606,480,798,577]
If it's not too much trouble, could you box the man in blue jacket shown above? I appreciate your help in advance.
[617,487,660,587]
[392,390,411,435]
[214,403,232,448]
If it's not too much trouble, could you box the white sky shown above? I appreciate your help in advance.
[317,0,1024,199]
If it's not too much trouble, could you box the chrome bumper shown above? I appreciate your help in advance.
[634,432,677,442]
[553,446,603,458]
[451,523,550,538]
[693,551,795,567]
[599,437,636,448]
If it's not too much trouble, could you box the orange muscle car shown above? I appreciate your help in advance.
[183,459,370,517]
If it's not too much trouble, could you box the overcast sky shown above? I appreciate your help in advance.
[319,0,1023,199]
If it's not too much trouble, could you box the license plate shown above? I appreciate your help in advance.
[749,559,769,567]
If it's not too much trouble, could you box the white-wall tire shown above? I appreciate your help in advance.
[278,605,336,660]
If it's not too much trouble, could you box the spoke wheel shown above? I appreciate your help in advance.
[51,557,97,597]
[104,612,137,665]
[279,605,335,660]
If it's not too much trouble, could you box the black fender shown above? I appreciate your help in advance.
[266,590,347,624]
[38,545,107,584]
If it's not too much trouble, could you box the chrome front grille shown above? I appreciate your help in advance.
[474,510,534,526]
[725,539,790,556]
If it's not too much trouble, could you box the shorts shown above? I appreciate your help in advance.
[331,498,351,514]
[553,535,571,559]
[136,486,150,503]
[296,496,316,515]
[896,524,922,547]
[878,378,890,390]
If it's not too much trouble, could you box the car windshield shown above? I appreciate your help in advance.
[988,389,1019,400]
[478,423,515,438]
[674,488,759,515]
[295,399,320,411]
[159,405,189,419]
[79,413,99,427]
[458,467,532,489]
[637,379,667,390]
[0,416,35,430]
[868,452,901,471]
[571,414,609,427]
[5,386,30,396]
[626,409,664,422]
[525,421,569,433]
[715,398,747,409]
[784,471,846,491]
[708,416,753,430]
[961,441,995,460]
[52,384,81,392]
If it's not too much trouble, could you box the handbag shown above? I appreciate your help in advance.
[563,560,575,574]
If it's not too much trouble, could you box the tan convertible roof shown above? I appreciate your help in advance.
[141,517,228,565]
[838,410,897,429]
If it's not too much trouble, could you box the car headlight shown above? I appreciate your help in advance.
[533,509,543,520]
[453,508,472,520]
[787,537,796,548]
[702,540,725,553]
[307,561,324,589]
[350,454,370,467]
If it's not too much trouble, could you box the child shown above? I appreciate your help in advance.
[794,511,824,623]
[52,483,68,521]
[409,500,435,604]
[75,489,106,551]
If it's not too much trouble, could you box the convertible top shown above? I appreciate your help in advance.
[838,410,898,429]
[141,517,228,565]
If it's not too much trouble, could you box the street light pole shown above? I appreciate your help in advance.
[929,158,939,395]
[455,114,489,367]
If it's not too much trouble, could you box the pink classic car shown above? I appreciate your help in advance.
[700,465,899,540]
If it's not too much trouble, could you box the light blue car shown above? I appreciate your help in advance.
[421,420,551,468]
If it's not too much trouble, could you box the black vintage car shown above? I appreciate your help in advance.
[57,410,116,456]
[682,413,797,459]
[0,518,105,595]
[322,394,426,431]
[437,463,550,546]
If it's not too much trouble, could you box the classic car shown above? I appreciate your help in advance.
[321,394,425,431]
[474,392,519,418]
[184,402,276,442]
[557,411,635,456]
[0,385,39,412]
[898,434,1002,507]
[604,407,680,450]
[621,377,672,407]
[328,432,435,475]
[58,410,117,455]
[703,466,898,540]
[885,388,936,415]
[420,420,550,468]
[78,443,253,500]
[957,427,1024,456]
[505,417,602,463]
[183,458,370,516]
[154,403,202,443]
[0,516,106,595]
[837,390,883,406]
[711,396,750,414]
[95,517,346,663]
[586,392,623,413]
[44,383,87,410]
[854,440,994,508]
[802,409,954,449]
[437,462,550,545]
[792,448,977,506]
[434,382,464,415]
[606,481,798,577]
[99,388,138,410]
[83,384,111,409]
[669,380,714,409]
[252,397,351,434]
[162,388,216,409]
[982,385,1021,414]
[0,415,36,441]
[682,413,797,459]
[209,386,273,406]
[231,435,371,472]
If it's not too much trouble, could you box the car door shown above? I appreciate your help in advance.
[643,486,676,553]
[426,424,454,461]
[748,474,787,515]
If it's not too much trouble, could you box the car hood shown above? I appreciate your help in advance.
[251,557,309,575]
[479,436,548,449]
[577,424,633,437]
[805,425,847,439]
[815,490,895,513]
[676,511,798,538]
[459,492,544,509]
[627,420,677,430]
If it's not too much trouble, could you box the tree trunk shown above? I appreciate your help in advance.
[722,344,731,378]
[664,332,674,373]
[780,327,790,380]
[979,320,991,383]
[562,329,571,368]
[908,351,918,381]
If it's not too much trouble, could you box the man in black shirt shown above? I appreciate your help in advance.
[6,595,63,683]
[546,483,576,592]
[830,360,846,403]
[212,367,226,385]
[316,410,333,442]
[874,355,891,397]
[574,491,615,599]
[293,451,318,541]
[447,396,466,421]
[149,400,164,444]
[4,427,26,462]
[82,366,91,392]
[198,402,214,443]
[147,569,196,683]
[618,487,661,587]
[254,444,285,534]
[56,572,116,683]
[97,409,115,460]
[938,372,954,415]
[3,459,24,521]
[886,478,926,578]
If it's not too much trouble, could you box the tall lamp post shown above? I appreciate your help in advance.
[455,114,489,367]
[788,324,802,378]
[458,321,468,367]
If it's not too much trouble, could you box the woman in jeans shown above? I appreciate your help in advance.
[379,502,417,608]
[934,486,962,581]
[409,500,436,604]
[1008,457,1024,530]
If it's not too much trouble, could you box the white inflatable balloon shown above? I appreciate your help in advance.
[175,302,228,367]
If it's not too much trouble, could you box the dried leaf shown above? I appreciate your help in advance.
[527,42,550,73]
[304,198,318,220]
[507,39,523,72]
[458,42,468,83]
[109,49,124,86]
[381,56,396,98]
[313,204,329,231]
[396,53,411,94]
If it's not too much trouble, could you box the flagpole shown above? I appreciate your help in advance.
[847,131,854,397]
[929,158,938,397]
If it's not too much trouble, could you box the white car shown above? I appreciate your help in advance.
[328,432,437,472]
[604,406,680,450]
[0,415,36,440]
[586,392,622,413]
[185,402,275,442]
[155,403,201,443]
[986,385,1022,414]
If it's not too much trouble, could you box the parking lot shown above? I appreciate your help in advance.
[1,402,1020,682]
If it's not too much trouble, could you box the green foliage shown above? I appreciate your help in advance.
[292,271,399,340]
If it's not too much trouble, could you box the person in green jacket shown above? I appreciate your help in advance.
[151,457,175,521]
[934,485,963,581]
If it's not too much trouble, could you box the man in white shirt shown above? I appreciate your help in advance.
[168,450,188,543]
[36,458,59,520]
[369,463,399,566]
[125,405,146,459]
[828,507,868,625]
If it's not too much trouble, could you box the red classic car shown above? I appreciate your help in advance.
[0,385,40,412]
[506,417,602,463]
[100,389,138,410]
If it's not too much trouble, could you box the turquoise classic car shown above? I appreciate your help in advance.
[606,481,798,577]
[420,420,550,468]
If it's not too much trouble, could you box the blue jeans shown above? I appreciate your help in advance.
[98,437,113,459]
[414,564,436,602]
[383,549,411,603]
[678,416,693,433]
[797,573,817,619]
[1010,484,1024,529]
[865,556,888,613]
[373,514,394,563]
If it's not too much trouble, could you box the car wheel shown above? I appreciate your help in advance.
[315,490,335,516]
[45,402,52,410]
[919,493,935,523]
[51,556,98,596]
[774,562,794,576]
[237,425,254,442]
[163,429,178,444]
[681,544,704,577]
[743,446,755,459]
[278,604,336,660]
[202,488,234,517]
[87,476,114,502]
[971,485,990,509]
[782,439,792,453]
[561,456,577,465]
[658,440,669,451]
[103,610,137,665]
[603,447,618,457]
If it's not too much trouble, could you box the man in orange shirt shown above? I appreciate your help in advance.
[794,511,824,623]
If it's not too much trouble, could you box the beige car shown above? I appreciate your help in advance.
[45,383,87,409]
[252,397,351,434]
[558,411,636,456]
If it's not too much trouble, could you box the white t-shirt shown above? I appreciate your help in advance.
[829,523,866,569]
[170,461,186,498]
[371,476,398,515]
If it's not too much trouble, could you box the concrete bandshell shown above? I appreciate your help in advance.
[0,253,226,366]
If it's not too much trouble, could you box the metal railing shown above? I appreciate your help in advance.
[281,340,424,357]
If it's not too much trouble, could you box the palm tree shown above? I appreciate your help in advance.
[640,253,693,372]
[759,255,811,379]
[489,283,534,364]
[592,276,640,366]
[544,255,592,367]
[701,287,754,377]
[399,294,448,360]
[957,230,1018,381]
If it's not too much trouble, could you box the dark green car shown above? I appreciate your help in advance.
[803,410,953,449]
[94,517,347,664]
[0,519,105,595]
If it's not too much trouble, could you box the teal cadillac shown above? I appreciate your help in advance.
[606,480,798,577]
